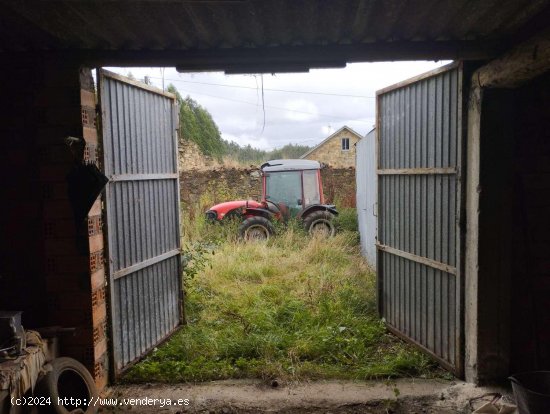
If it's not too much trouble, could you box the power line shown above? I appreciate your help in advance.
[148,75,376,99]
[179,87,373,123]
[260,74,266,133]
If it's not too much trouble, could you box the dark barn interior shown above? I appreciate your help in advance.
[0,0,549,397]
[474,72,550,379]
[510,74,550,373]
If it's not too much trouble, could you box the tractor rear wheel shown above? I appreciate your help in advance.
[239,216,274,240]
[303,211,336,237]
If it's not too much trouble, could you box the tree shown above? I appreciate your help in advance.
[167,84,225,161]
[269,143,312,160]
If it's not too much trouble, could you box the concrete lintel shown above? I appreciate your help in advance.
[476,27,550,88]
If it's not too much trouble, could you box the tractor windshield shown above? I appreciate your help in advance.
[265,171,302,215]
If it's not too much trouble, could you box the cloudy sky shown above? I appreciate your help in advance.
[106,61,449,151]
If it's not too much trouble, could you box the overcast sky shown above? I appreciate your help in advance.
[106,61,449,151]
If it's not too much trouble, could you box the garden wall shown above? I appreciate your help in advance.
[321,167,357,208]
[179,166,356,216]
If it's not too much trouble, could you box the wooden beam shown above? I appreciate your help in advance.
[171,41,497,70]
[112,249,180,280]
[110,173,179,182]
[377,62,462,96]
[0,40,500,68]
[100,69,176,99]
[377,167,457,175]
[476,27,550,88]
[376,243,457,275]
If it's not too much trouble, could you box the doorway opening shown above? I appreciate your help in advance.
[94,62,454,384]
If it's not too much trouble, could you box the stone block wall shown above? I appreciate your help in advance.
[178,139,223,171]
[321,167,357,208]
[180,167,262,217]
[179,166,356,214]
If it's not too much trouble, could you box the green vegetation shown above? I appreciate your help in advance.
[168,85,226,160]
[224,142,312,165]
[334,207,359,233]
[333,207,361,244]
[167,84,311,164]
[124,208,437,383]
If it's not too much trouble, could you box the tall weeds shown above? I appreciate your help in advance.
[125,213,436,383]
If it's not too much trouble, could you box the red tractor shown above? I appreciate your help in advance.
[205,159,338,240]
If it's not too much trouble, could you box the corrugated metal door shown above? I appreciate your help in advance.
[99,70,182,376]
[376,63,464,375]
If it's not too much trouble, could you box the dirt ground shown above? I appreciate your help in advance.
[101,379,516,413]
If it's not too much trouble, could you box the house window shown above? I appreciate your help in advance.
[341,137,350,151]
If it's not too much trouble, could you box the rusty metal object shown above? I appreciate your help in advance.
[0,331,54,400]
[0,312,26,358]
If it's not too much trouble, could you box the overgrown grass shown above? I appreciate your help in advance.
[180,183,242,244]
[124,217,437,383]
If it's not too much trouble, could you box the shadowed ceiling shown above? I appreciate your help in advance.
[1,0,549,69]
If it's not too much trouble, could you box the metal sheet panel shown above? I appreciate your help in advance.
[99,70,181,375]
[376,63,463,375]
[356,128,377,267]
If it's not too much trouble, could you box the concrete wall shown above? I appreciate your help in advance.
[303,128,362,168]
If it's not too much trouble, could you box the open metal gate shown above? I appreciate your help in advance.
[99,70,182,376]
[376,63,464,376]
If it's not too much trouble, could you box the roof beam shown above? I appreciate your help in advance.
[0,40,500,69]
[476,27,550,88]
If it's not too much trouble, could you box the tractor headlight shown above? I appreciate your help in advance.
[205,210,218,221]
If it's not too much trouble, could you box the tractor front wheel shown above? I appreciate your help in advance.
[239,216,274,241]
[303,211,336,237]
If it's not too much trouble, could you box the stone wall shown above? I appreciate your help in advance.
[180,167,263,216]
[321,167,357,207]
[178,139,224,171]
[180,166,356,215]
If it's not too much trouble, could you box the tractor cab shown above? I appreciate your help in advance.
[262,159,324,218]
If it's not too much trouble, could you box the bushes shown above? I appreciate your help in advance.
[334,208,358,232]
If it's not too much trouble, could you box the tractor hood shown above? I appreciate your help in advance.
[206,200,263,220]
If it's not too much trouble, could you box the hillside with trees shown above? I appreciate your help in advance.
[223,142,312,165]
[167,84,311,165]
